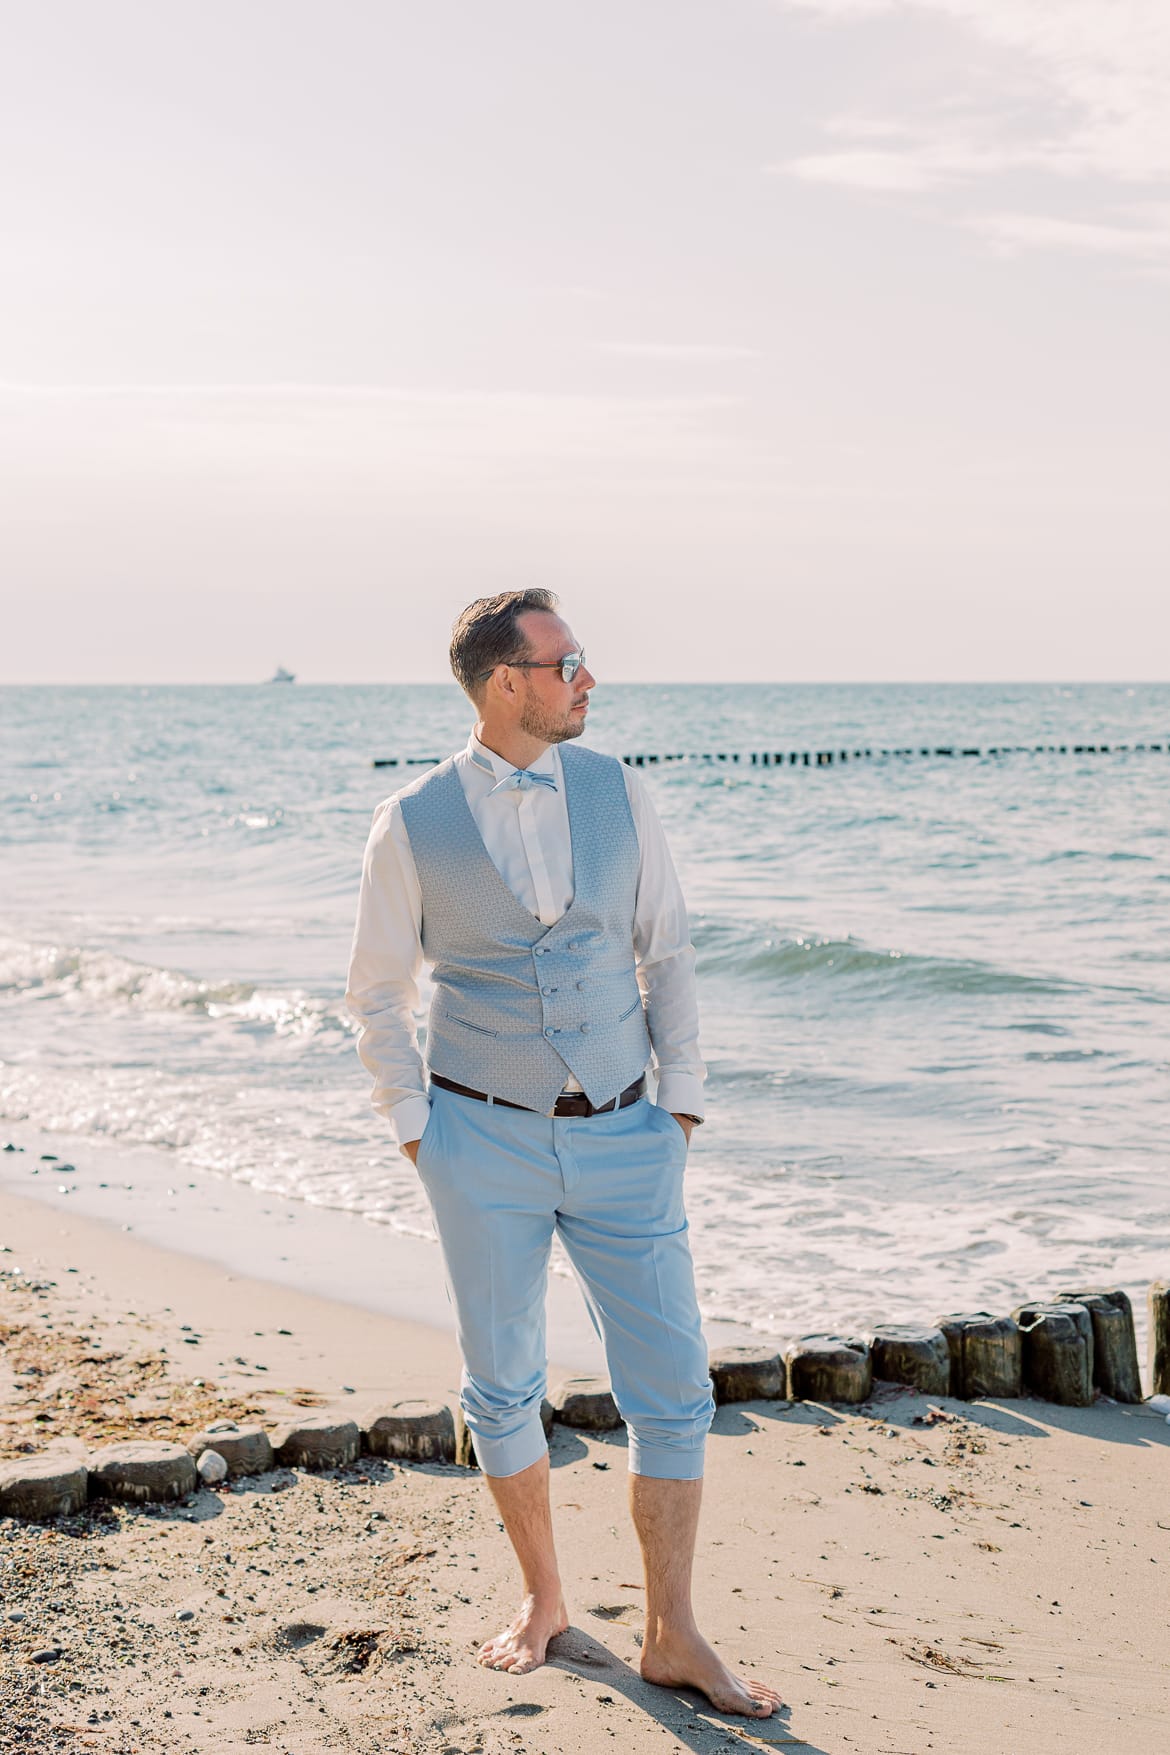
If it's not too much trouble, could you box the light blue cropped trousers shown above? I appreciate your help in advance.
[414,1084,715,1480]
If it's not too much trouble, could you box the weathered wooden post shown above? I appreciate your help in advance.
[1149,1281,1170,1396]
[935,1312,1021,1400]
[550,1376,623,1429]
[708,1346,786,1405]
[785,1335,872,1404]
[868,1324,951,1395]
[1013,1302,1094,1406]
[186,1420,274,1478]
[0,1456,89,1521]
[363,1401,455,1463]
[88,1441,198,1504]
[1053,1287,1142,1403]
[454,1399,553,1467]
[272,1415,361,1470]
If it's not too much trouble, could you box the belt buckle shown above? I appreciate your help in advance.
[552,1090,593,1118]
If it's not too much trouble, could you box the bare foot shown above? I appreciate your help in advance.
[475,1591,569,1675]
[641,1625,784,1718]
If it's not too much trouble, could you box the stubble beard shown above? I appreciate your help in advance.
[518,695,587,744]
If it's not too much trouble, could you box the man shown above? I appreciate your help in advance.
[346,589,780,1719]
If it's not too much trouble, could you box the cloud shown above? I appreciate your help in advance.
[777,1,1170,262]
[788,143,992,191]
[970,204,1170,265]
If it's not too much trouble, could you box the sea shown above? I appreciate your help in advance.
[2,682,1168,1351]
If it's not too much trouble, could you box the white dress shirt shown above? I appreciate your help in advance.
[346,729,706,1147]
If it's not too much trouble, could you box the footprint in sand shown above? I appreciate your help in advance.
[588,1603,641,1628]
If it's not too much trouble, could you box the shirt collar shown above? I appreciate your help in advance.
[467,729,561,787]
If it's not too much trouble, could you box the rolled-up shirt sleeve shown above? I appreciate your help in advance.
[344,798,432,1150]
[625,770,707,1119]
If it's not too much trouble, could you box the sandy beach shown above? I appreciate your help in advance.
[2,1183,1167,1755]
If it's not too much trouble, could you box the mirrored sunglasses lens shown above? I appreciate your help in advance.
[561,653,582,681]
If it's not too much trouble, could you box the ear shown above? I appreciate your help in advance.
[489,664,523,704]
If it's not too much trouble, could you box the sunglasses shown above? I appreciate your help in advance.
[479,649,586,685]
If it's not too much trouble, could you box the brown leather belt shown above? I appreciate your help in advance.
[430,1072,646,1118]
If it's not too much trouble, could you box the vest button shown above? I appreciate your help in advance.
[544,1026,557,1037]
[579,1023,591,1034]
[576,981,586,991]
[566,941,578,951]
[534,947,547,956]
[541,986,556,995]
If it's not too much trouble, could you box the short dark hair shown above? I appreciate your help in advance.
[449,589,560,700]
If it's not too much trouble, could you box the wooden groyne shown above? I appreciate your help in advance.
[2,1282,1167,1515]
[372,742,1167,771]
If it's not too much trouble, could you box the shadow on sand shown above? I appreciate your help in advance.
[524,1623,829,1753]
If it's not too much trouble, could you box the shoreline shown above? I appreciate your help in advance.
[0,1124,766,1372]
[2,1125,1161,1391]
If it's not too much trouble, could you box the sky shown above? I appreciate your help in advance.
[2,0,1168,683]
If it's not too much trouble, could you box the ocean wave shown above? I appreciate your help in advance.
[0,1061,436,1243]
[692,923,1074,997]
[0,935,352,1039]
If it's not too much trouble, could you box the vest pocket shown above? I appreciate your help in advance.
[444,1012,499,1037]
[616,997,643,1023]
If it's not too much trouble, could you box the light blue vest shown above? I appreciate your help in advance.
[398,743,652,1112]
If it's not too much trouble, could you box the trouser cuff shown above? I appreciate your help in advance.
[466,1410,549,1479]
[627,1434,707,1480]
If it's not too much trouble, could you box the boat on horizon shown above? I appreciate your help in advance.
[268,666,296,684]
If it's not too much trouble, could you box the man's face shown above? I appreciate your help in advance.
[514,611,596,744]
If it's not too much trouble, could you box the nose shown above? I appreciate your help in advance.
[579,663,597,692]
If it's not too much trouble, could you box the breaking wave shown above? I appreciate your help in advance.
[0,936,352,1039]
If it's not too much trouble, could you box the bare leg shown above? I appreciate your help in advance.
[475,1452,569,1673]
[631,1474,783,1718]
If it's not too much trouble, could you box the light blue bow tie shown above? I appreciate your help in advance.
[489,767,559,796]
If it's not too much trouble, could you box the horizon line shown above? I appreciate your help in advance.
[3,677,1169,690]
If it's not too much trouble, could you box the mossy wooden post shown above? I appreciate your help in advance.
[1053,1287,1142,1403]
[1150,1282,1170,1397]
[868,1325,951,1395]
[935,1312,1021,1400]
[785,1335,872,1404]
[1013,1302,1094,1406]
